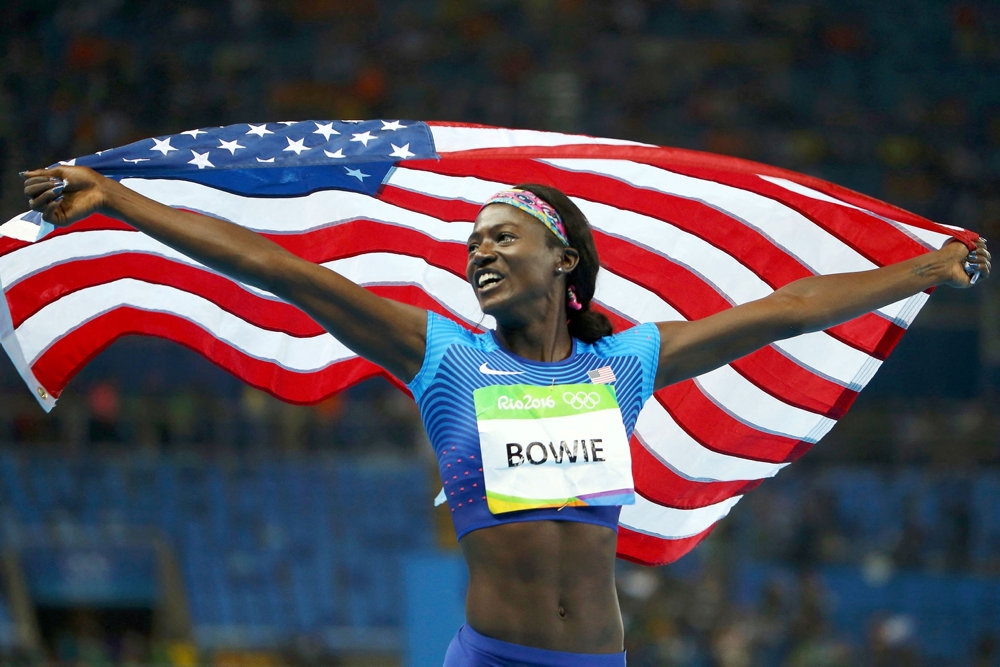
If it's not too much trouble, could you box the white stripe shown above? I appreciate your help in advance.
[695,368,836,442]
[428,125,650,154]
[15,255,487,368]
[772,331,883,391]
[758,175,954,251]
[634,400,788,482]
[618,492,741,539]
[594,271,875,391]
[541,158,919,325]
[16,279,352,369]
[0,288,57,411]
[123,178,474,240]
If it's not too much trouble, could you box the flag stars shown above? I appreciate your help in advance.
[324,148,345,159]
[381,120,406,131]
[150,137,177,155]
[218,138,245,155]
[344,167,369,182]
[181,129,206,139]
[246,123,273,137]
[188,151,214,169]
[313,122,340,141]
[350,131,376,147]
[389,142,415,159]
[283,137,309,155]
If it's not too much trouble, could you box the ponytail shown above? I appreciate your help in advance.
[513,183,613,343]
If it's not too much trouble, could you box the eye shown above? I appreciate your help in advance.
[498,232,516,244]
[467,241,479,254]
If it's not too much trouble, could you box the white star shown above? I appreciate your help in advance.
[246,123,273,137]
[279,121,297,125]
[283,137,309,155]
[123,158,150,163]
[381,120,406,131]
[345,167,369,181]
[256,157,275,163]
[188,151,214,169]
[150,137,177,155]
[324,148,346,159]
[58,159,77,166]
[313,122,340,141]
[389,142,415,159]
[350,131,375,147]
[181,128,206,139]
[218,138,245,155]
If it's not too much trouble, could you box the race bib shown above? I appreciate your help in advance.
[473,383,635,515]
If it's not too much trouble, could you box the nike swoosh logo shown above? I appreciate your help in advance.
[478,362,524,376]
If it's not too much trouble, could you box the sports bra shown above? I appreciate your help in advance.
[407,313,660,540]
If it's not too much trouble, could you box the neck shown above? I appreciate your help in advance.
[494,317,573,362]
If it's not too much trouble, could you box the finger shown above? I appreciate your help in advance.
[24,177,64,198]
[28,183,64,211]
[21,167,62,180]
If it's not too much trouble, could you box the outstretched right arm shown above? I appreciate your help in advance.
[23,166,428,383]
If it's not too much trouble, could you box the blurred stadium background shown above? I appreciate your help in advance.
[1,1,998,665]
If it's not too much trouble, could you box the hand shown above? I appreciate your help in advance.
[22,166,109,227]
[943,237,991,288]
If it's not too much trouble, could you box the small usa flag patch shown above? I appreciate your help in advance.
[587,366,616,384]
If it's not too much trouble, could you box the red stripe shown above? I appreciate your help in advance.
[662,162,934,259]
[379,185,481,223]
[31,308,377,403]
[28,286,464,402]
[596,231,860,418]
[630,437,763,509]
[6,218,468,329]
[0,215,133,258]
[616,523,718,566]
[655,384,814,464]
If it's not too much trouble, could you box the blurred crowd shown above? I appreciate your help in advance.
[2,0,999,664]
[2,1,999,235]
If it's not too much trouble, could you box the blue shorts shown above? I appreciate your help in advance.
[443,624,626,666]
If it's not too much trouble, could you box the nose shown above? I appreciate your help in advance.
[471,241,496,266]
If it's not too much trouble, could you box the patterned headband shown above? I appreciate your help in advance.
[481,189,569,246]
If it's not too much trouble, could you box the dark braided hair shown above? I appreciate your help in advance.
[513,183,613,343]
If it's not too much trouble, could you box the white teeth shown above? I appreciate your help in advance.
[477,272,502,288]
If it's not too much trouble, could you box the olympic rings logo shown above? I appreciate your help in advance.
[563,391,601,410]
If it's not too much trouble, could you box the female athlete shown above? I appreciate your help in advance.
[23,167,990,665]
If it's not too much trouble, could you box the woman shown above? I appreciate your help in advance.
[23,168,990,665]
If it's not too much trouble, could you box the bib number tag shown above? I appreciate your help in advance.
[473,383,635,515]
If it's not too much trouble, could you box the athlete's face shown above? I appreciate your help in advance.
[466,204,567,319]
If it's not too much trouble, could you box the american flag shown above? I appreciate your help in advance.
[587,366,617,385]
[0,120,976,566]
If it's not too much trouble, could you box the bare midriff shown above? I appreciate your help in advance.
[459,520,624,654]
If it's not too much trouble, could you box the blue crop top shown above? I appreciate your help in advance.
[407,313,660,540]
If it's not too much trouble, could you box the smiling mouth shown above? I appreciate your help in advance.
[476,271,504,290]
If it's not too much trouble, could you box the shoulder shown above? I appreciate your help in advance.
[409,313,491,397]
[426,312,488,347]
[589,322,660,355]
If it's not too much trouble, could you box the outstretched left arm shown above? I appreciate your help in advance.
[654,238,990,389]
